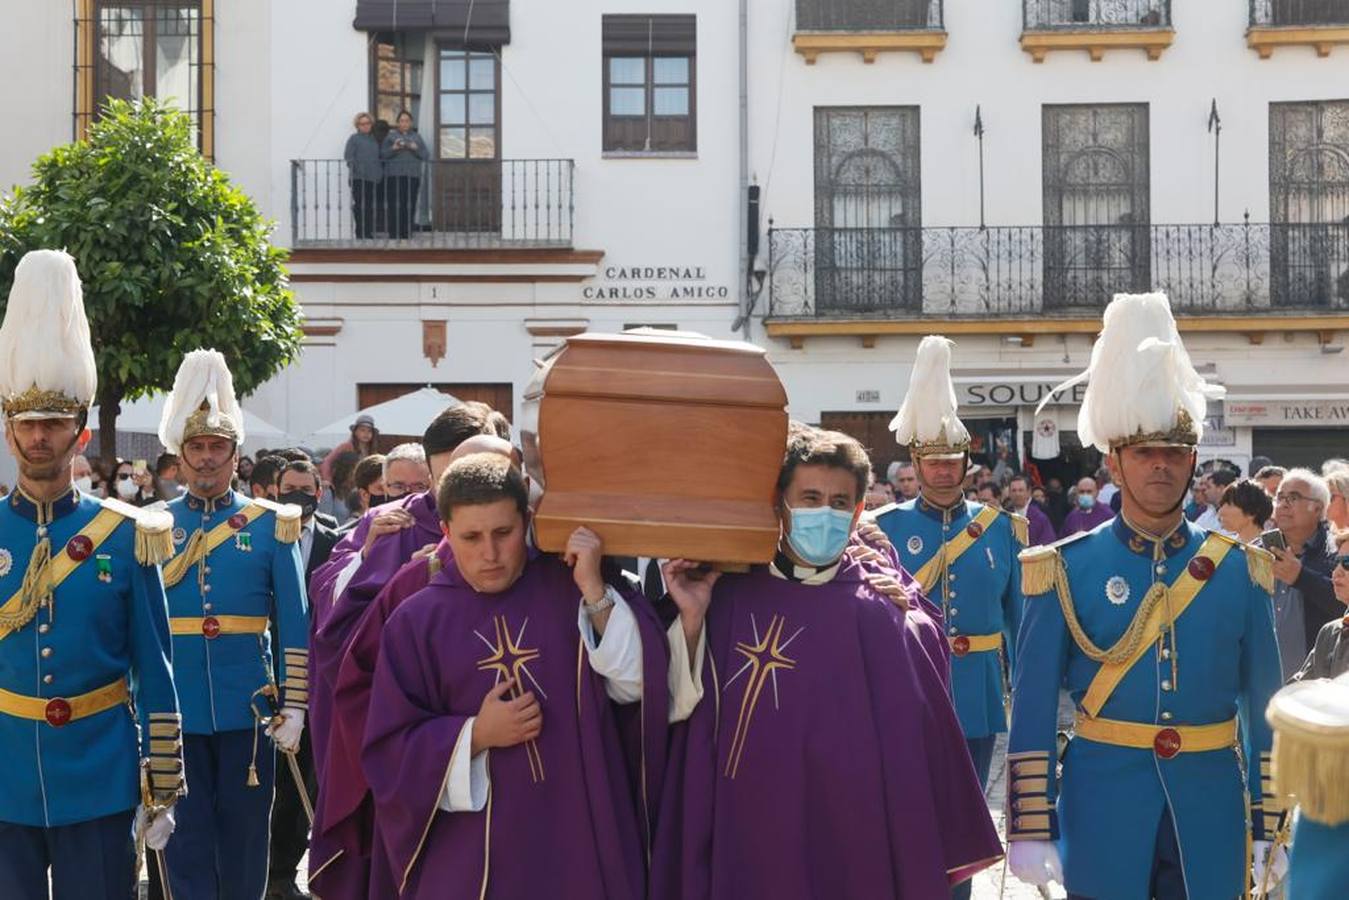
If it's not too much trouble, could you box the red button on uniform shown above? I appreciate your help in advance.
[202,616,221,639]
[227,513,248,530]
[44,698,72,727]
[66,535,93,561]
[951,635,971,657]
[966,522,984,539]
[1187,556,1215,581]
[1153,727,1182,759]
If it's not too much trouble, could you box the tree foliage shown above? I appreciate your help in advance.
[0,98,302,464]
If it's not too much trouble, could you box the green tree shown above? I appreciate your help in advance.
[0,98,302,468]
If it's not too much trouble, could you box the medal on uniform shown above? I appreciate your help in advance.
[1106,575,1130,606]
[172,527,187,546]
[235,532,252,552]
[0,547,12,578]
[96,553,112,583]
[906,535,923,555]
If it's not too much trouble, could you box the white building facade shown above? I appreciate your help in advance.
[0,0,1347,482]
[748,0,1349,480]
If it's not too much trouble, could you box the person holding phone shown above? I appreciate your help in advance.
[1268,468,1339,681]
[112,458,158,507]
[381,110,427,240]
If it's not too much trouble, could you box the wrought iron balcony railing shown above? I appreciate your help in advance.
[1024,0,1171,29]
[796,0,943,31]
[765,222,1349,318]
[290,158,575,249]
[1250,0,1349,26]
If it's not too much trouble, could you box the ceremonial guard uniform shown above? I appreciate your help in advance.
[0,250,182,897]
[156,350,308,899]
[875,336,1026,787]
[1006,293,1284,899]
[1266,675,1349,900]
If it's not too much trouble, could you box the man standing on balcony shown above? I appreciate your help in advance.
[155,349,310,900]
[873,336,1026,900]
[1006,292,1285,899]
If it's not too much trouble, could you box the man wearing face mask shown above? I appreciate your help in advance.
[268,459,337,899]
[872,336,1027,874]
[1058,475,1115,539]
[652,426,1002,899]
[0,250,182,898]
[155,349,309,900]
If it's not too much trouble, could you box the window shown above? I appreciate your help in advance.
[1269,100,1349,308]
[602,15,696,153]
[813,107,922,312]
[371,33,425,126]
[1041,103,1150,308]
[436,49,498,160]
[74,0,213,156]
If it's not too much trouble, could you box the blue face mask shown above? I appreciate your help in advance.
[1077,493,1095,510]
[785,505,856,566]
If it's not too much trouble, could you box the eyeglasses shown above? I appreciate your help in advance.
[1274,491,1317,506]
[386,481,429,495]
[1337,555,1349,571]
[116,473,134,481]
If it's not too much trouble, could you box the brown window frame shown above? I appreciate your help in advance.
[433,46,501,161]
[601,16,697,154]
[370,32,425,127]
[75,0,213,157]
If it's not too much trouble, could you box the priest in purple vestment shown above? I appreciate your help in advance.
[652,426,1003,899]
[362,453,672,898]
[309,404,507,898]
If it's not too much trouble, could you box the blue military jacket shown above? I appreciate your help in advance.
[1007,517,1283,900]
[164,490,308,734]
[0,487,181,827]
[875,497,1025,738]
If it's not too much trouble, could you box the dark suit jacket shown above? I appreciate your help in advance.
[305,519,340,590]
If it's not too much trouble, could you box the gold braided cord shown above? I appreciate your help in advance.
[162,528,209,589]
[0,539,52,632]
[1054,556,1168,665]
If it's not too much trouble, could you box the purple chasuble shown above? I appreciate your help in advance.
[363,554,667,899]
[307,492,442,898]
[651,554,1002,899]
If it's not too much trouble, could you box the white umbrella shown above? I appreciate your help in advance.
[306,387,461,444]
[89,395,292,443]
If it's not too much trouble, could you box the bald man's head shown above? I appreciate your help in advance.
[448,434,521,468]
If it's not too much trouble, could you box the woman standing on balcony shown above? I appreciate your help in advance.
[382,110,427,240]
[345,112,383,239]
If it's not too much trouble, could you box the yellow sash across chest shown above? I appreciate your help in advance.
[912,505,1002,594]
[161,503,268,589]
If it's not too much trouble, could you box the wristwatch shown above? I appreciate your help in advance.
[583,586,617,616]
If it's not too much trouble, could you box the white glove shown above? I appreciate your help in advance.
[1008,840,1063,887]
[268,707,305,753]
[1252,839,1289,894]
[135,803,176,851]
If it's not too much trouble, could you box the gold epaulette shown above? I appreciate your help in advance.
[99,497,175,566]
[1009,511,1029,548]
[249,497,303,544]
[1018,545,1060,597]
[1206,531,1275,594]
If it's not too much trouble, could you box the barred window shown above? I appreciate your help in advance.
[74,0,213,158]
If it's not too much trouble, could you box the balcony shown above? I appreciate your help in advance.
[290,158,574,249]
[764,222,1349,344]
[793,0,947,64]
[1021,0,1174,62]
[1248,0,1349,57]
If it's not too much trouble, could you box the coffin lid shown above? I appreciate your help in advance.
[526,329,786,410]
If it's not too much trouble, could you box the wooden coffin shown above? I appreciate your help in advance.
[520,330,788,563]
